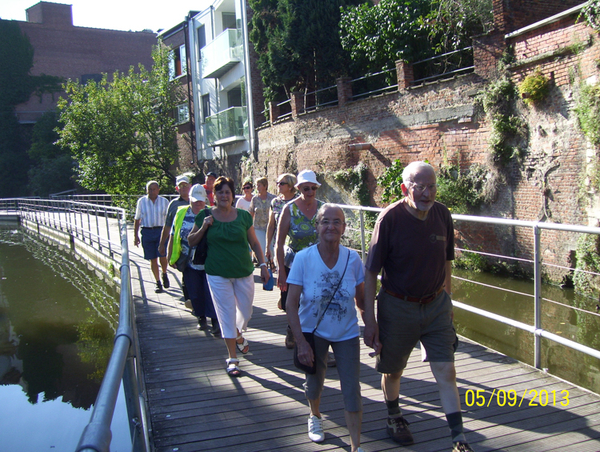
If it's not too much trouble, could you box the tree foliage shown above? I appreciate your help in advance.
[340,0,493,75]
[57,44,182,195]
[340,0,432,75]
[0,20,65,197]
[249,0,364,103]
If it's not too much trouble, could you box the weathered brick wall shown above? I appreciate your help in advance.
[254,8,600,283]
[493,0,585,34]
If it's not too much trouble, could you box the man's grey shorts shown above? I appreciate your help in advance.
[376,289,457,374]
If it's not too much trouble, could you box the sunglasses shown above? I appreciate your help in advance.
[243,186,252,190]
[302,186,318,192]
[277,181,288,186]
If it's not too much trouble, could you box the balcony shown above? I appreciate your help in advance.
[201,29,243,79]
[205,106,248,145]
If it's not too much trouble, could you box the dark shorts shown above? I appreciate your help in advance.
[141,227,164,260]
[376,289,457,374]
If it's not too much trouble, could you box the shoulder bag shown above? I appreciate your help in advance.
[294,250,350,374]
[192,208,212,265]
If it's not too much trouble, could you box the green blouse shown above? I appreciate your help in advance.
[194,208,254,278]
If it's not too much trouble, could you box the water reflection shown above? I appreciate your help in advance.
[453,268,600,394]
[0,225,123,450]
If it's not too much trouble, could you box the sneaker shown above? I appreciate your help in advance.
[308,414,324,443]
[285,326,295,349]
[386,414,414,445]
[452,442,474,452]
[162,273,170,289]
[154,282,163,293]
[357,448,365,452]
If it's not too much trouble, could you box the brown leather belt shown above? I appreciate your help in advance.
[385,286,445,304]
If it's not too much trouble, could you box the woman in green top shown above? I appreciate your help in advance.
[188,177,270,377]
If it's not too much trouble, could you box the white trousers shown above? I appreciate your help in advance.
[206,274,254,339]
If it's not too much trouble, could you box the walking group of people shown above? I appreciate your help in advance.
[133,162,474,452]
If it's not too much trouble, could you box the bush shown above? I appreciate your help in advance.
[518,71,550,106]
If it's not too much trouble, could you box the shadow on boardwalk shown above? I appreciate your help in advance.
[126,231,600,452]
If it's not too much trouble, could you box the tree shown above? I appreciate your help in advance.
[340,0,493,76]
[0,20,64,197]
[27,111,76,197]
[249,0,365,104]
[57,43,182,195]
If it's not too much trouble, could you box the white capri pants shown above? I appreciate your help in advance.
[206,274,254,339]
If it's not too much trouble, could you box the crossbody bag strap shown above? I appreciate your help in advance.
[313,249,351,334]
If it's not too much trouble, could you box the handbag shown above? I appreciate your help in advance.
[293,251,350,375]
[175,250,189,272]
[192,208,212,265]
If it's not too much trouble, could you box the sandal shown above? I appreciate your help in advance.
[226,358,241,377]
[236,335,249,354]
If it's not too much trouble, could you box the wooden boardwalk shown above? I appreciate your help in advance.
[125,232,600,452]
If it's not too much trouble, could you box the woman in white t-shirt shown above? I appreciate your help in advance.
[286,203,366,452]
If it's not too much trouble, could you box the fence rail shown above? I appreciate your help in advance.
[0,198,150,452]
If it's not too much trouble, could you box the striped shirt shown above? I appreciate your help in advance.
[134,195,169,228]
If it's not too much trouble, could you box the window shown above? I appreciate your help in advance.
[202,94,210,122]
[197,25,206,58]
[227,87,242,108]
[169,44,187,80]
[175,104,189,125]
[222,12,236,30]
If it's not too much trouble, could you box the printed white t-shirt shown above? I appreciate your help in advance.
[287,244,364,342]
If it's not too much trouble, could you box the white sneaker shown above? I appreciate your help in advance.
[308,414,324,442]
[357,448,365,452]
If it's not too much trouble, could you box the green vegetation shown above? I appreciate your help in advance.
[0,20,62,197]
[574,234,600,296]
[377,159,405,204]
[581,0,600,33]
[480,76,527,163]
[436,163,488,214]
[518,71,550,106]
[331,162,370,207]
[248,0,364,105]
[57,44,182,196]
[574,81,600,148]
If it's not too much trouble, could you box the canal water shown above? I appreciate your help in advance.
[453,268,600,394]
[0,225,131,451]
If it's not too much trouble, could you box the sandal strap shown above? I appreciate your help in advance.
[226,358,239,365]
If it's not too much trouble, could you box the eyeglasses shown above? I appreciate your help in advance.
[319,219,344,227]
[410,183,438,192]
[302,186,318,192]
[243,186,252,190]
[277,181,288,186]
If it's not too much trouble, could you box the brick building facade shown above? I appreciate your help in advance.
[252,0,597,283]
[13,1,156,124]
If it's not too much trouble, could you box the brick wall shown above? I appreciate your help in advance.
[254,5,600,283]
[14,2,156,124]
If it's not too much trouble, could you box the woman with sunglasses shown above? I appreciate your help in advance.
[236,181,254,212]
[266,173,297,267]
[276,169,323,348]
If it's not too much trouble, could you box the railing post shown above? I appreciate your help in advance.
[269,101,279,124]
[291,91,303,118]
[396,60,414,90]
[337,76,352,107]
[533,224,542,369]
[359,209,366,263]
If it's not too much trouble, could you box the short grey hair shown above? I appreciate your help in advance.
[316,203,345,224]
[146,180,159,191]
[402,161,435,184]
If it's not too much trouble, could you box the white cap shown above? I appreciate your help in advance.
[176,175,190,186]
[189,184,207,203]
[295,169,321,188]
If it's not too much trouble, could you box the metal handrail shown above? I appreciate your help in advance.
[0,198,149,452]
[336,204,600,368]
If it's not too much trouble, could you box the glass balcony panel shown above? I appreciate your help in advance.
[201,29,243,79]
[205,106,248,145]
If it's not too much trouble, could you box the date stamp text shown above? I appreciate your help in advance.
[465,389,569,407]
